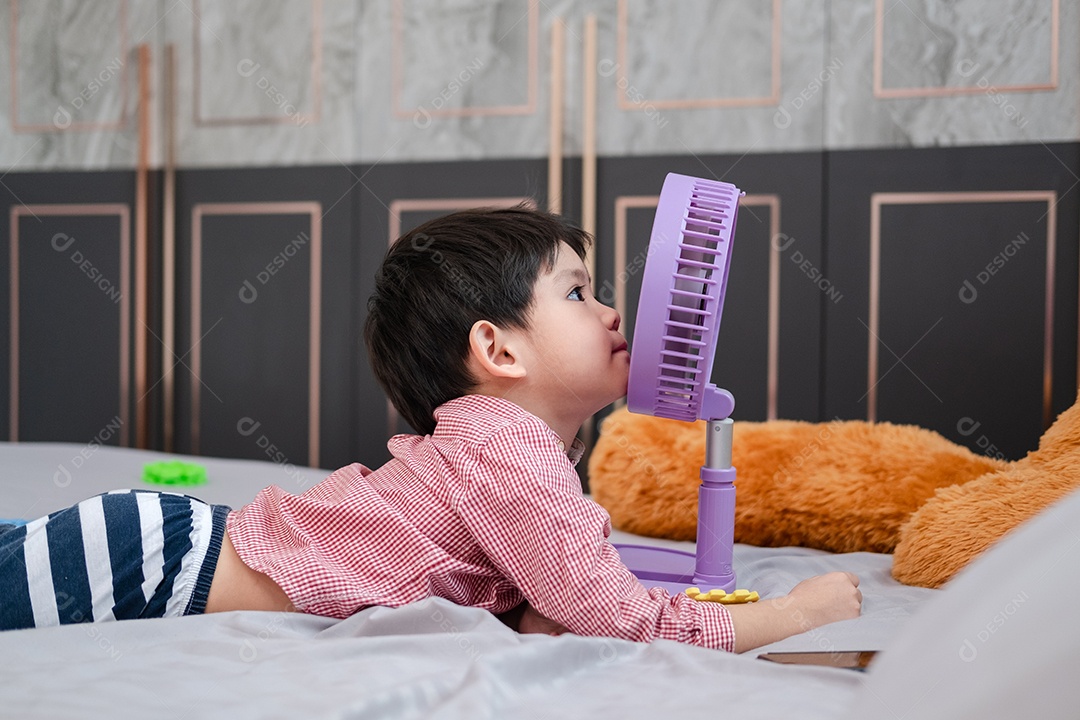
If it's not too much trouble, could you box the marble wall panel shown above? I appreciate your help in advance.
[11,0,129,132]
[0,0,156,170]
[591,0,828,157]
[355,0,830,162]
[170,0,356,167]
[0,0,357,170]
[1,0,1077,170]
[355,0,556,163]
[826,0,1079,148]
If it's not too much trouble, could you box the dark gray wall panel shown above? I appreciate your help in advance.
[878,201,1047,459]
[194,212,313,466]
[824,143,1080,460]
[174,166,358,472]
[5,142,1075,475]
[16,214,126,443]
[0,171,137,449]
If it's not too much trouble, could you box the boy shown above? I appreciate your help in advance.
[1,206,860,651]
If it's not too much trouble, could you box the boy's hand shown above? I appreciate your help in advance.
[725,571,862,653]
[784,571,862,628]
[518,601,570,636]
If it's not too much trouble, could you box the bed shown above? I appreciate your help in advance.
[1,441,1074,719]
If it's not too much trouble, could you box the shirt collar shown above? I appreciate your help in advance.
[559,437,587,466]
[434,395,587,465]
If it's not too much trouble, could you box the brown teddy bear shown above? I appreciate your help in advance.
[893,394,1080,587]
[588,392,1080,588]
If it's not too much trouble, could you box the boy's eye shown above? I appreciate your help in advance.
[567,286,586,301]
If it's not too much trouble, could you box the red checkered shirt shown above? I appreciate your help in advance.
[226,394,736,651]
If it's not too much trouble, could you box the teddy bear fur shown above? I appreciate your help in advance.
[892,394,1080,587]
[590,394,1080,588]
[589,408,1006,555]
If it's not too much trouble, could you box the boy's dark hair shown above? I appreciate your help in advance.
[365,204,591,436]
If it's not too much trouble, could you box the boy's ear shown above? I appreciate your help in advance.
[468,320,527,380]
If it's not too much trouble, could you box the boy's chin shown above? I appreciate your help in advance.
[600,390,628,413]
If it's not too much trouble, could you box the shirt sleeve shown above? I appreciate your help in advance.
[454,418,735,651]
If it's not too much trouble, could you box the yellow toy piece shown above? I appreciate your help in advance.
[685,587,760,604]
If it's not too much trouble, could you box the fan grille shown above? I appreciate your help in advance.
[651,180,738,421]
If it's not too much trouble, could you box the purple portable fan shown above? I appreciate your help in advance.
[615,172,746,598]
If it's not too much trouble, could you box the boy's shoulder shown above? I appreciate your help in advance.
[431,395,554,450]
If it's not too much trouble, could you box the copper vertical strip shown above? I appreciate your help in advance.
[120,206,132,448]
[10,205,131,445]
[767,199,781,421]
[135,44,151,449]
[868,191,1058,426]
[612,196,657,324]
[609,196,652,414]
[311,0,324,122]
[616,0,628,107]
[548,18,565,214]
[1049,0,1060,87]
[163,43,177,453]
[119,205,139,449]
[743,194,782,422]
[581,11,599,456]
[8,0,16,134]
[190,203,323,466]
[191,206,204,452]
[8,210,18,440]
[191,0,202,126]
[744,195,781,421]
[769,0,782,103]
[582,14,598,280]
[871,0,886,105]
[308,211,323,468]
[609,195,634,414]
[1044,200,1056,428]
[613,200,627,326]
[868,194,882,423]
[390,0,404,120]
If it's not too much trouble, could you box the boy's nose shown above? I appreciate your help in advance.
[603,305,621,332]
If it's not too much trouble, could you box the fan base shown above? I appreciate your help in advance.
[614,543,736,595]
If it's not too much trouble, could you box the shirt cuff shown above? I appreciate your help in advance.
[703,602,736,652]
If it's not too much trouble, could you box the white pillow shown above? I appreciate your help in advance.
[845,486,1080,719]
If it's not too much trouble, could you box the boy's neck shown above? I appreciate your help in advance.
[474,384,583,450]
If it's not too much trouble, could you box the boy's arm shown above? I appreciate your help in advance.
[724,572,862,653]
[458,421,862,651]
[498,600,571,636]
[504,572,862,649]
[457,424,737,650]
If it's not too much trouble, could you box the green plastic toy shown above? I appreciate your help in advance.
[141,461,208,487]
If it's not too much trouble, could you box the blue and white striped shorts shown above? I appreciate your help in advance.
[0,490,229,631]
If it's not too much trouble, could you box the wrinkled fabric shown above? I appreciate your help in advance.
[0,544,934,719]
[0,598,864,720]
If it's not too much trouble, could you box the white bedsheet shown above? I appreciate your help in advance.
[1,599,870,719]
[0,441,938,718]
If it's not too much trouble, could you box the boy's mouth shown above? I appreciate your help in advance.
[613,341,628,354]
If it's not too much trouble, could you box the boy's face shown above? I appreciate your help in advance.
[516,242,630,417]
